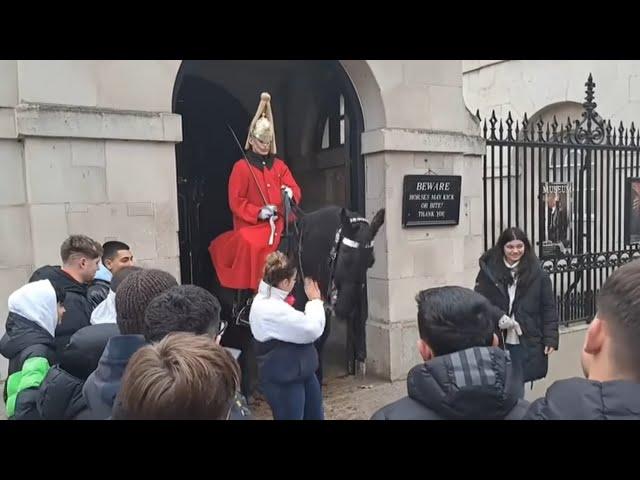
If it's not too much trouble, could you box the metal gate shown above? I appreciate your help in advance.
[480,74,640,326]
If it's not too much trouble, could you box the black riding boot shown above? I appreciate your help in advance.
[230,288,257,399]
[234,289,254,327]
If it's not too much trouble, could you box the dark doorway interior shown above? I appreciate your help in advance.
[173,60,365,378]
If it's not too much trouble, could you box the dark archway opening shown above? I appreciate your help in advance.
[173,60,365,379]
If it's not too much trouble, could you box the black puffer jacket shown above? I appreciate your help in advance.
[0,313,57,420]
[36,366,86,420]
[87,279,110,310]
[474,249,559,382]
[524,378,640,420]
[60,323,120,379]
[371,346,529,420]
[0,313,57,380]
[30,266,93,354]
[36,323,120,420]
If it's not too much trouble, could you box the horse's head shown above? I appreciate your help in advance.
[332,207,385,318]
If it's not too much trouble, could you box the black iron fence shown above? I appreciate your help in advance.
[480,74,640,326]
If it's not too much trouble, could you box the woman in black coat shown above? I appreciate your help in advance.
[474,227,559,398]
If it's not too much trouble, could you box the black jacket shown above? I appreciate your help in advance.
[30,266,93,354]
[371,346,529,420]
[35,323,120,420]
[36,366,86,420]
[82,334,147,420]
[524,378,640,420]
[61,323,120,379]
[0,313,57,380]
[0,313,57,420]
[474,249,559,382]
[87,279,110,310]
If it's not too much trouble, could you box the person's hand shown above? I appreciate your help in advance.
[258,205,277,220]
[304,277,322,301]
[544,346,555,355]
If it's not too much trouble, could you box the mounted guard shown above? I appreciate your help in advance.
[209,92,302,306]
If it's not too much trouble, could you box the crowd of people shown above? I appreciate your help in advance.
[2,226,640,420]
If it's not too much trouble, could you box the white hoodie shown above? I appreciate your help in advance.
[7,279,58,337]
[90,290,117,325]
[249,280,326,344]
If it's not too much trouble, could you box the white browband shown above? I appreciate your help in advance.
[342,237,374,249]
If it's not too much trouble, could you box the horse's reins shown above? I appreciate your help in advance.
[282,191,307,283]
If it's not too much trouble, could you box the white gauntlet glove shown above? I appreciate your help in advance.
[499,315,523,336]
[258,205,277,220]
[282,186,293,199]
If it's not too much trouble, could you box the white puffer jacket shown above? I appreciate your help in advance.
[249,281,325,344]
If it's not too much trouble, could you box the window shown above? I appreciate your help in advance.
[321,118,330,149]
[319,94,346,151]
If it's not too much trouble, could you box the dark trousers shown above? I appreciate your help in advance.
[261,375,325,420]
[506,344,526,399]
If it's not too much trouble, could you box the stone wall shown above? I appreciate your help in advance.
[0,60,183,379]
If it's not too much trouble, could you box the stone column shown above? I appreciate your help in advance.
[360,61,486,380]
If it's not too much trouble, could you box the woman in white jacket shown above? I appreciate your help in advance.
[249,251,326,420]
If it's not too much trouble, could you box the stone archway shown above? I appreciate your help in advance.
[171,60,385,380]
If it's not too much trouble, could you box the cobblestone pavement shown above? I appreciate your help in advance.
[250,374,407,420]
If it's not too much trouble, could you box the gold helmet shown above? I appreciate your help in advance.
[245,92,277,154]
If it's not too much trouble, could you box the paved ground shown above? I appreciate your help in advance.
[250,374,406,420]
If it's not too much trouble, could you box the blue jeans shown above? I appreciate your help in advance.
[507,344,526,399]
[261,375,325,420]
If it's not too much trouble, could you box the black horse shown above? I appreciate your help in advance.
[211,203,385,398]
[291,206,385,380]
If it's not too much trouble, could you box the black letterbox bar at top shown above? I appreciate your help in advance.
[402,175,462,228]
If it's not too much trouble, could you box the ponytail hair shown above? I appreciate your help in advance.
[263,251,297,287]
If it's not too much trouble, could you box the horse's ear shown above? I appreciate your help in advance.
[369,208,385,240]
[340,207,349,224]
[340,208,353,233]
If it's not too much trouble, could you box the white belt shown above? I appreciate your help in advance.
[268,215,276,246]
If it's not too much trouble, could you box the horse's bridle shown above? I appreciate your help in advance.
[282,193,373,309]
[326,217,375,309]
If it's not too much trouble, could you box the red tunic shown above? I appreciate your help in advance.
[209,157,302,291]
